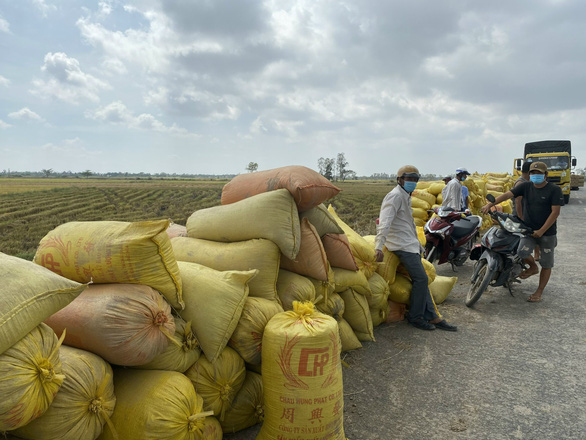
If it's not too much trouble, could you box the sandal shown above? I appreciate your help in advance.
[527,294,542,303]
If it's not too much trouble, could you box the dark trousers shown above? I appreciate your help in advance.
[394,250,438,322]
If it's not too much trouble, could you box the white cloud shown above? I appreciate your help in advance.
[0,75,10,87]
[0,16,9,33]
[33,0,57,17]
[0,119,11,129]
[30,52,110,104]
[8,107,44,122]
[88,100,198,138]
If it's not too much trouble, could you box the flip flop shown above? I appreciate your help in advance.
[527,295,542,303]
[519,269,539,280]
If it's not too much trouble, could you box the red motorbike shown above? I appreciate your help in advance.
[423,207,482,268]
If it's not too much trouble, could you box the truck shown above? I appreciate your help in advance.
[514,140,577,204]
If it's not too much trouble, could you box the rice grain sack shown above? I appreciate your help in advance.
[276,269,316,311]
[0,252,86,356]
[322,233,359,271]
[33,220,183,310]
[338,318,362,352]
[429,276,458,304]
[411,196,431,211]
[397,257,437,285]
[187,188,301,259]
[220,371,264,434]
[100,369,222,440]
[172,237,280,302]
[134,315,201,373]
[299,203,344,236]
[386,300,406,323]
[228,297,284,365]
[178,261,256,363]
[327,205,378,278]
[44,284,175,367]
[388,274,412,305]
[412,207,428,220]
[280,218,329,281]
[185,347,246,421]
[13,345,116,440]
[427,182,445,196]
[332,266,372,298]
[0,323,64,431]
[412,189,437,207]
[315,292,345,321]
[339,288,374,342]
[367,272,390,311]
[258,302,345,440]
[221,165,341,212]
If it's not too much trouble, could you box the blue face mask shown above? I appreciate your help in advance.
[403,181,417,193]
[530,174,545,184]
[459,176,467,182]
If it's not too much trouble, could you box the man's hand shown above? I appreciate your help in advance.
[532,229,544,238]
[481,203,493,214]
[375,249,384,262]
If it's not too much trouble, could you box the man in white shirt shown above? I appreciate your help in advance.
[375,165,457,332]
[442,168,470,211]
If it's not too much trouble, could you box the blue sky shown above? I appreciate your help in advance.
[1,0,586,176]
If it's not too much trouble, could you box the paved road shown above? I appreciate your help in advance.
[228,188,586,440]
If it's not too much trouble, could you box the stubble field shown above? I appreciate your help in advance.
[0,178,393,260]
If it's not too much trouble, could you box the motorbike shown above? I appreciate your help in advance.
[423,207,483,268]
[465,194,533,307]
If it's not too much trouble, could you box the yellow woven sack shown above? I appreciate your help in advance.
[315,292,345,321]
[388,273,412,304]
[414,218,425,227]
[430,276,458,304]
[0,252,86,355]
[416,226,426,247]
[185,346,246,421]
[307,265,335,304]
[187,188,301,260]
[339,288,374,342]
[436,192,443,204]
[229,297,284,365]
[427,182,445,196]
[412,207,428,220]
[0,323,64,431]
[327,205,378,278]
[299,203,344,236]
[500,200,513,214]
[367,272,390,311]
[374,246,401,285]
[370,305,387,327]
[281,217,329,281]
[220,371,264,434]
[411,196,431,210]
[258,302,345,440]
[171,236,281,302]
[100,369,221,440]
[486,172,508,178]
[332,266,372,297]
[412,189,437,207]
[474,179,487,196]
[415,180,432,189]
[178,261,256,363]
[276,269,316,311]
[135,315,201,373]
[33,220,183,310]
[338,318,362,352]
[13,345,116,440]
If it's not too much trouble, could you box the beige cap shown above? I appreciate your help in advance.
[529,162,547,173]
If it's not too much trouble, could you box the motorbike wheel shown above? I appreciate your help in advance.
[425,243,436,263]
[466,259,492,307]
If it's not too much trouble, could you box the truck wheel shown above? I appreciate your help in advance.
[564,194,570,204]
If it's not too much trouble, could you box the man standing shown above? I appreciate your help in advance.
[375,165,457,331]
[442,168,470,211]
[481,162,562,302]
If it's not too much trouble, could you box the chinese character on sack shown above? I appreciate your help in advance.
[332,400,341,416]
[281,407,295,424]
[309,408,323,423]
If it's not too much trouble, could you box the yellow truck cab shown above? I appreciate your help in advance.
[514,140,577,204]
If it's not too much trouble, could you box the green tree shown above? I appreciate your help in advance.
[246,162,259,173]
[336,152,349,181]
[80,170,93,178]
[41,168,53,177]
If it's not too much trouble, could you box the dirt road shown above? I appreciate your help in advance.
[228,188,586,440]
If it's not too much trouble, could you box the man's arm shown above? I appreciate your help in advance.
[513,179,524,219]
[533,205,560,238]
[481,190,514,214]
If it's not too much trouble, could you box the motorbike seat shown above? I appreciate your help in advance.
[451,216,480,239]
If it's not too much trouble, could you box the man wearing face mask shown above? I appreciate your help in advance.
[481,162,562,302]
[374,165,457,331]
[442,167,470,211]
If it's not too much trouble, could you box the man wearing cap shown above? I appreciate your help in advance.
[481,162,562,302]
[374,165,457,331]
[442,168,470,211]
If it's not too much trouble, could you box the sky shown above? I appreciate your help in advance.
[1,0,586,176]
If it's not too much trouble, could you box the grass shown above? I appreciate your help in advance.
[0,178,394,260]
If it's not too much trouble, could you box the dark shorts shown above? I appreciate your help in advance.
[517,235,557,269]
